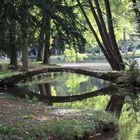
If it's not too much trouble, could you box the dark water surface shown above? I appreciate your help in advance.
[1,72,140,140]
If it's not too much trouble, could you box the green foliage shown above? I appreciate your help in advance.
[118,95,140,140]
[0,108,118,140]
[126,95,140,113]
[125,59,139,72]
[23,95,39,104]
[0,125,18,135]
[0,70,21,80]
[125,59,139,84]
[117,59,139,85]
[45,119,95,140]
[34,111,117,139]
[64,48,89,62]
[64,48,77,62]
[40,110,117,140]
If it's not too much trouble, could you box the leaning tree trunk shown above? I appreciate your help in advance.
[132,0,140,34]
[9,20,17,68]
[0,67,123,87]
[104,0,125,70]
[77,0,125,71]
[88,0,118,70]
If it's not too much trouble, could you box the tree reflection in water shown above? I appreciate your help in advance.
[1,72,140,140]
[106,95,125,118]
[38,83,52,105]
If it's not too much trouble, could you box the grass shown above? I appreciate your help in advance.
[0,95,118,140]
[0,111,118,140]
[127,50,140,56]
[0,70,21,80]
[121,50,140,58]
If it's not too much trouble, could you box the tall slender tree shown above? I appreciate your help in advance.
[8,1,18,68]
[43,0,51,64]
[37,18,45,61]
[9,20,17,68]
[0,0,18,68]
[76,0,125,70]
[132,0,140,34]
[19,0,29,71]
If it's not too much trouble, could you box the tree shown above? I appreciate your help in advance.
[76,0,125,70]
[37,18,45,61]
[8,1,18,68]
[0,0,86,67]
[36,0,86,64]
[43,0,51,64]
[19,0,29,71]
[0,0,5,52]
[9,20,17,68]
[0,0,18,68]
[132,0,140,34]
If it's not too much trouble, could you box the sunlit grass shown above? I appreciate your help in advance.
[123,50,140,57]
[0,70,21,80]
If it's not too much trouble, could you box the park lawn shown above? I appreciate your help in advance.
[0,94,118,140]
[0,70,21,80]
[0,62,59,80]
[127,50,140,57]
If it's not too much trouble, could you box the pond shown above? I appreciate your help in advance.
[1,72,140,140]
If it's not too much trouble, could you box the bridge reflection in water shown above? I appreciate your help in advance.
[1,72,140,140]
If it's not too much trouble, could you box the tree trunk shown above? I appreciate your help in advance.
[76,0,113,67]
[0,0,5,50]
[43,17,51,64]
[21,30,28,71]
[77,0,125,71]
[88,0,118,70]
[37,23,45,61]
[104,0,125,70]
[9,21,17,68]
[43,0,51,64]
[0,67,123,87]
[20,1,29,71]
[132,0,140,34]
[37,44,44,61]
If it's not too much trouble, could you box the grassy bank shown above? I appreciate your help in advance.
[0,95,118,140]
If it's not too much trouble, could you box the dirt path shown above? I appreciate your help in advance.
[61,62,111,71]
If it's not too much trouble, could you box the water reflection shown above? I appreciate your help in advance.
[19,72,110,96]
[106,95,125,118]
[38,83,52,105]
[1,72,140,140]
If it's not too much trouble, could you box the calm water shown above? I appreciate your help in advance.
[2,72,140,140]
[19,72,110,96]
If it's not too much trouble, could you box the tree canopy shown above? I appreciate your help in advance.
[0,0,139,70]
